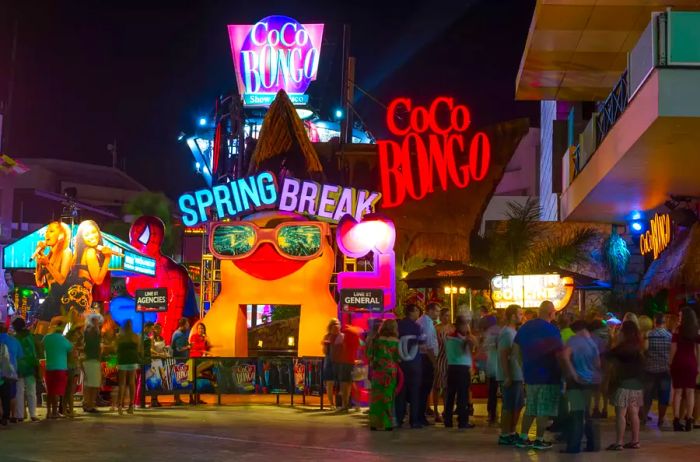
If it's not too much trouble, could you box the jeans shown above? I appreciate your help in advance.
[0,380,11,421]
[395,360,422,427]
[487,376,498,421]
[444,365,471,427]
[420,356,434,423]
[15,376,38,419]
[564,385,599,453]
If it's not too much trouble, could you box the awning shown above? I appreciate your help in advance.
[2,225,155,277]
[640,223,700,296]
[404,261,494,290]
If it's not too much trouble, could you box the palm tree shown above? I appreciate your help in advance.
[472,199,600,274]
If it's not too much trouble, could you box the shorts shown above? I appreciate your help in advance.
[45,370,68,396]
[500,381,524,411]
[525,384,561,417]
[322,359,336,382]
[566,384,595,412]
[644,371,671,407]
[118,364,139,371]
[83,360,102,388]
[612,388,644,408]
[335,363,353,383]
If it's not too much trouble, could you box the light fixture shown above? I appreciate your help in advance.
[458,287,467,295]
[443,287,450,295]
[450,286,458,294]
[198,117,207,126]
[631,222,643,232]
[334,108,344,120]
[295,108,315,120]
[287,336,295,347]
[631,211,642,220]
[257,340,263,348]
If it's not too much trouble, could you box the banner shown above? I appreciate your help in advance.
[145,358,192,392]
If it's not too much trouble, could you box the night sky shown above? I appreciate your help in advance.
[0,0,537,197]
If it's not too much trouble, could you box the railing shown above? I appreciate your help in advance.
[595,71,629,148]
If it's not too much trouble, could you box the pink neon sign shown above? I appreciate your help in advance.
[336,214,396,312]
[228,15,324,106]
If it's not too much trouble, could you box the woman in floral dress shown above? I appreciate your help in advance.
[368,319,400,431]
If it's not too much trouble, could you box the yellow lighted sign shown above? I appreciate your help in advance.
[491,274,574,311]
[640,213,671,260]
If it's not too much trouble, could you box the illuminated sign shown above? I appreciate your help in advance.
[228,15,324,106]
[377,97,491,208]
[640,213,671,260]
[135,288,168,312]
[336,214,396,311]
[178,172,380,226]
[491,274,574,311]
[340,289,384,313]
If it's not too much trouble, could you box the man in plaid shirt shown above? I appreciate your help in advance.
[643,313,672,427]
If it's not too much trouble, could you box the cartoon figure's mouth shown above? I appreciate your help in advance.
[234,243,308,280]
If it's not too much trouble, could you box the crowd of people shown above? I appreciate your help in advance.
[0,313,212,427]
[361,300,700,453]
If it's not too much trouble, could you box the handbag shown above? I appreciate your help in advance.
[0,344,18,382]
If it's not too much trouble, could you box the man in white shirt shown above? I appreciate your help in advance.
[417,302,440,425]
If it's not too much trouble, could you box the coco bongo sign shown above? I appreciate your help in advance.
[377,97,491,207]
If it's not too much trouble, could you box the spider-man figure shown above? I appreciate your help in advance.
[126,216,190,343]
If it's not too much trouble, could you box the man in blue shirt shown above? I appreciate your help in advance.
[171,318,190,405]
[513,301,564,450]
[395,304,424,429]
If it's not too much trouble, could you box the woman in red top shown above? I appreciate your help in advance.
[190,324,210,358]
[671,307,700,431]
[189,324,210,404]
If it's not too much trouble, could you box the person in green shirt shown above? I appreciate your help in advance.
[443,314,477,429]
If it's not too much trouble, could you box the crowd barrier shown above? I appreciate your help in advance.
[143,356,326,408]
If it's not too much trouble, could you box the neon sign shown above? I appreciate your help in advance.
[228,15,324,106]
[377,97,491,208]
[491,274,574,311]
[178,172,381,226]
[640,213,672,260]
[336,214,396,312]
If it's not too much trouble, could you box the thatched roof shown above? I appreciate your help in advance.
[381,118,530,262]
[248,90,323,179]
[640,223,700,296]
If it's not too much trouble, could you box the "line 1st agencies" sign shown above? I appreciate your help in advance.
[135,288,168,313]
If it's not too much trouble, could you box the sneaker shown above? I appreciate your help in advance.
[516,437,533,449]
[533,440,553,450]
[498,434,517,445]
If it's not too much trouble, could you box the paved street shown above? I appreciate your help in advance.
[2,403,700,462]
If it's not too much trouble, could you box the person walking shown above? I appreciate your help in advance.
[417,302,439,426]
[62,309,84,418]
[149,323,167,407]
[481,313,501,425]
[643,313,672,428]
[605,321,645,450]
[42,320,73,419]
[0,323,22,423]
[513,301,564,450]
[443,314,476,429]
[322,319,341,410]
[189,323,210,405]
[12,318,40,422]
[433,308,452,423]
[561,320,601,453]
[0,341,15,426]
[395,304,424,429]
[337,323,363,411]
[367,319,400,431]
[82,313,102,413]
[671,307,700,431]
[171,318,190,405]
[496,304,524,445]
[116,320,141,415]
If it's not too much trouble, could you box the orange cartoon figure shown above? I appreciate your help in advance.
[126,216,188,342]
[201,211,337,357]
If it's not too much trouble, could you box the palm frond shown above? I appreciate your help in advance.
[525,227,600,272]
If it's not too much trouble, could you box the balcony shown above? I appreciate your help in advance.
[560,11,700,223]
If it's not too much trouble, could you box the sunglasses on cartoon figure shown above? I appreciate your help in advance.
[210,221,330,260]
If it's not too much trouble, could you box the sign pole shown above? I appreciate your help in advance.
[140,311,146,409]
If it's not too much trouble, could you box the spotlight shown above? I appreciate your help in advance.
[631,222,643,232]
[631,211,642,220]
[198,117,207,126]
[177,131,186,141]
[334,108,344,120]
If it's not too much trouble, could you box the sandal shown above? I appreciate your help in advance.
[623,442,640,449]
[606,444,623,451]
